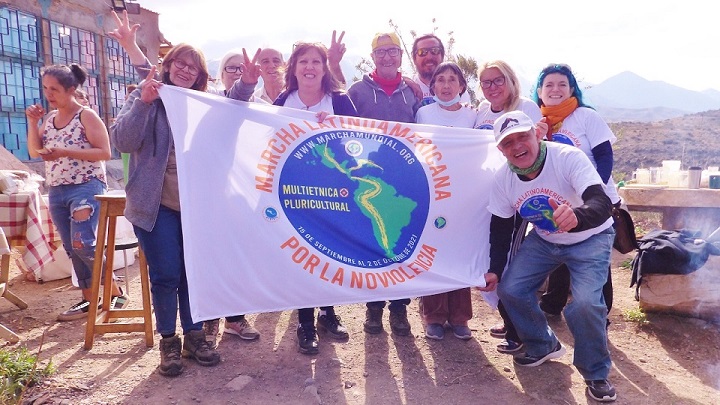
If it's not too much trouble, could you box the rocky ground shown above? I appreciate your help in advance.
[2,247,720,404]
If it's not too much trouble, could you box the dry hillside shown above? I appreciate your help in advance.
[611,109,720,180]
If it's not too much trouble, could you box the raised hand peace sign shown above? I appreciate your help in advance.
[241,48,262,85]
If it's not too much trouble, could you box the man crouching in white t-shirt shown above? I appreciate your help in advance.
[479,111,617,402]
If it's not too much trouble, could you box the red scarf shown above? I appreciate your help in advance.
[370,70,402,96]
[540,97,579,139]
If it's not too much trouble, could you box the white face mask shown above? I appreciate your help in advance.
[433,94,461,107]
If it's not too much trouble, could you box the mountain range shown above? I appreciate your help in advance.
[579,71,720,123]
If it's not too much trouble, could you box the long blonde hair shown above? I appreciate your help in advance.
[478,60,521,112]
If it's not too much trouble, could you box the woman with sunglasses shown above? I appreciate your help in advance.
[474,60,542,130]
[533,63,618,326]
[273,41,359,355]
[109,10,256,377]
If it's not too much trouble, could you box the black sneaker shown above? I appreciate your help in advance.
[297,323,318,354]
[586,379,617,402]
[317,314,349,340]
[497,339,524,354]
[489,324,506,338]
[513,341,566,367]
[57,299,101,321]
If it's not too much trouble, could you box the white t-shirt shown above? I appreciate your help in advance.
[473,97,541,130]
[283,91,334,113]
[415,103,477,128]
[488,142,613,245]
[550,107,620,204]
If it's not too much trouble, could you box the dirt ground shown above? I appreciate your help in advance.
[2,248,720,405]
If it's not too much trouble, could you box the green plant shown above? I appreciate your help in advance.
[622,308,649,325]
[0,346,55,404]
[619,258,633,269]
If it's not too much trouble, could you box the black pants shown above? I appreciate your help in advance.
[539,263,614,315]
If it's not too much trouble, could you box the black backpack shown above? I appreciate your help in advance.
[629,229,720,299]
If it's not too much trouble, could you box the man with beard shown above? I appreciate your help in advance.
[411,34,470,105]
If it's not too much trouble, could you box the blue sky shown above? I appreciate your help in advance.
[138,0,719,92]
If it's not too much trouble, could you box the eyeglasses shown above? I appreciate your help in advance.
[172,59,199,75]
[415,47,441,57]
[224,65,244,74]
[480,76,506,89]
[373,47,401,58]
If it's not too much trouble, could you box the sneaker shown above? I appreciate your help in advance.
[424,323,444,340]
[110,291,129,310]
[497,339,524,354]
[225,318,260,341]
[452,325,472,340]
[182,329,221,366]
[586,379,617,402]
[158,335,183,377]
[57,299,100,321]
[363,307,384,334]
[203,319,220,349]
[389,307,411,336]
[489,324,506,338]
[513,341,566,367]
[297,323,319,355]
[317,314,349,340]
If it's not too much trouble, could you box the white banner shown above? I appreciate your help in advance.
[158,86,504,320]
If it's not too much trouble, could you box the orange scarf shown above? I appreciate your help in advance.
[540,97,578,139]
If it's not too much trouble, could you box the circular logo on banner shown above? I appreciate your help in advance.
[279,131,430,269]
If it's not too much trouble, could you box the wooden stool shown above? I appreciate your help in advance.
[84,193,153,350]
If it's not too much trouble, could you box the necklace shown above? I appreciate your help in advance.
[508,142,547,176]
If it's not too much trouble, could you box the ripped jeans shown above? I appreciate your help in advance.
[48,178,106,289]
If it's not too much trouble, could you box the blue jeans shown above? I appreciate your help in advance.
[48,179,106,289]
[134,205,201,336]
[498,227,614,380]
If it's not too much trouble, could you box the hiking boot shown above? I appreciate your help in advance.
[451,325,472,340]
[297,323,319,355]
[586,379,617,402]
[225,318,260,341]
[158,335,183,377]
[389,307,411,336]
[497,339,524,354]
[424,323,444,340]
[363,307,384,334]
[317,314,349,340]
[514,341,566,367]
[489,324,506,338]
[182,329,221,366]
[203,319,220,349]
[57,299,100,321]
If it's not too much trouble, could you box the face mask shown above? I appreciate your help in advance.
[433,94,461,107]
